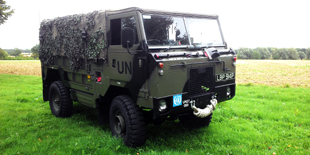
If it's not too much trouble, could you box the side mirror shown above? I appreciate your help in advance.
[121,27,135,49]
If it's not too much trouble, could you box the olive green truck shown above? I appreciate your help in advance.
[39,7,236,147]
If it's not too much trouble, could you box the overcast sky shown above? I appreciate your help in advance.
[0,0,309,50]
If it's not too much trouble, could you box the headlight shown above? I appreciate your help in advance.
[159,99,167,112]
[227,87,231,96]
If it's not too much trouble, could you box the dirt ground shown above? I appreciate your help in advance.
[0,60,41,76]
[236,60,310,87]
[1,60,309,87]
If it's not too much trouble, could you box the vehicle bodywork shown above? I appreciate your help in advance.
[39,7,236,147]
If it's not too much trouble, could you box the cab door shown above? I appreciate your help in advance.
[107,12,148,101]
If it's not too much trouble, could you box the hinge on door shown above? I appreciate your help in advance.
[87,64,91,73]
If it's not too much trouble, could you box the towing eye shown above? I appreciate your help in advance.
[190,95,218,118]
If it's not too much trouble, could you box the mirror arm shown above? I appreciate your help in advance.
[126,41,137,55]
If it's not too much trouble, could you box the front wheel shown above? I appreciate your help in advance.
[49,81,73,117]
[109,95,146,147]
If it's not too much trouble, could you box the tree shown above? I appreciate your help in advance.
[306,47,310,60]
[267,47,273,54]
[298,52,306,60]
[255,47,271,59]
[0,0,14,25]
[236,48,245,59]
[0,48,8,59]
[236,47,254,59]
[245,48,254,59]
[11,48,21,57]
[31,44,39,59]
[270,48,280,59]
[22,49,31,53]
[251,51,261,59]
[279,48,289,59]
[3,49,12,55]
[236,50,248,59]
[296,48,306,54]
[287,48,299,60]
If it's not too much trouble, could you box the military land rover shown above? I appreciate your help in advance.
[39,7,236,147]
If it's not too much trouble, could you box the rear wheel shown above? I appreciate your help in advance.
[49,81,73,117]
[179,113,213,128]
[109,95,145,147]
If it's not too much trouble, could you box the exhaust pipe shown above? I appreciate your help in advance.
[191,98,218,118]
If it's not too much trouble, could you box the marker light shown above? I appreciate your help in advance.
[227,87,231,96]
[158,62,164,68]
[97,76,102,82]
[159,99,167,112]
[233,57,237,66]
[158,70,164,76]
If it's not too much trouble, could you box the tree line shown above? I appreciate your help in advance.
[235,47,310,60]
[0,45,39,60]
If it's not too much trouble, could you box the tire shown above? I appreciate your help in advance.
[179,113,213,129]
[109,95,146,147]
[49,81,73,117]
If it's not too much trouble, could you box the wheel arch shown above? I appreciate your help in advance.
[96,85,133,125]
[43,68,61,101]
[97,85,132,108]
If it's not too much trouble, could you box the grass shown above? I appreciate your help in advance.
[0,74,309,154]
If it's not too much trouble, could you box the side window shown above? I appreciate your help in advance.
[110,16,139,45]
[111,18,121,45]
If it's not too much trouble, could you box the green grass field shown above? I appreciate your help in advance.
[0,74,309,155]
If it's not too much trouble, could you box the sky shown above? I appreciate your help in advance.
[0,0,309,50]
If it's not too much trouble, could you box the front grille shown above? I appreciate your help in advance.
[188,67,215,97]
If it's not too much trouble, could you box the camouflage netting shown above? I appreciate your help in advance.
[39,10,107,70]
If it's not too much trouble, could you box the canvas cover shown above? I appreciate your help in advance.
[39,7,218,70]
[39,10,107,70]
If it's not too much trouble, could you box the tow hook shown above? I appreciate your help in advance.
[190,96,218,118]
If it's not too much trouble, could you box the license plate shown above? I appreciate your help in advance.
[216,73,235,82]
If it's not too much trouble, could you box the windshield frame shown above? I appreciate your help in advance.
[140,13,226,50]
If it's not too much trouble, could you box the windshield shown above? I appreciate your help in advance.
[143,14,224,47]
[143,15,189,46]
[185,18,223,46]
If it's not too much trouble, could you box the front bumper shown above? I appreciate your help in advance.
[152,83,235,120]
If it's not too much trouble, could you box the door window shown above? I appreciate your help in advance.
[110,17,139,45]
